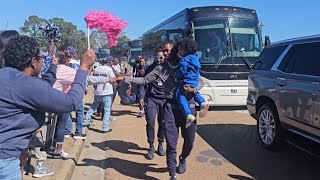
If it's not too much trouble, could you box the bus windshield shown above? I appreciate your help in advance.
[194,19,229,64]
[229,18,262,64]
[194,18,262,65]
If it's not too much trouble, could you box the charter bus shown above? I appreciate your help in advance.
[142,6,263,106]
[128,39,142,63]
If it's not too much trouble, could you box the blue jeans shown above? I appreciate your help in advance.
[85,95,112,132]
[66,99,84,135]
[54,113,70,144]
[0,157,21,180]
[176,84,205,118]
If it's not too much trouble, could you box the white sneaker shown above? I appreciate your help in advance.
[53,149,68,159]
[110,116,117,121]
[32,164,54,178]
[73,134,87,140]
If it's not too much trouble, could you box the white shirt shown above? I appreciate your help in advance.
[112,64,122,74]
[93,65,115,96]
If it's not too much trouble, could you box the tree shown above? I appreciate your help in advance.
[20,16,88,56]
[90,30,109,49]
[19,15,48,47]
[49,18,87,55]
[110,33,130,58]
[20,16,87,55]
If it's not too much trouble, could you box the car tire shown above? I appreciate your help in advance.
[257,103,284,151]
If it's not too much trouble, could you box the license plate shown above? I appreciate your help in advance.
[231,89,238,94]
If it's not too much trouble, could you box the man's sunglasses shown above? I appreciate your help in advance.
[155,56,164,60]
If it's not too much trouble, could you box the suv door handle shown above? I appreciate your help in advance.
[277,82,287,87]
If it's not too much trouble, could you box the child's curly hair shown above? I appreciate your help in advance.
[176,37,198,55]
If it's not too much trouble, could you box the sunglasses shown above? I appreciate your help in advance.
[155,56,164,60]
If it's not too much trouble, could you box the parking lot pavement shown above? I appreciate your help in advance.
[72,99,320,180]
[198,108,320,180]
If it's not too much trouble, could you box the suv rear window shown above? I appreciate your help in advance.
[279,42,320,76]
[253,45,288,70]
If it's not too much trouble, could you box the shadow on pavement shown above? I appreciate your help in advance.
[111,110,139,117]
[77,157,166,180]
[197,124,320,180]
[89,127,106,134]
[92,140,149,157]
[209,106,247,111]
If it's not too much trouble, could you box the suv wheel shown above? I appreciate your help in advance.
[257,103,283,150]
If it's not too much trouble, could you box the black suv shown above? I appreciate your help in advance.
[247,35,320,153]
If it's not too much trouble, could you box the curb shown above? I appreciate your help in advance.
[55,127,89,180]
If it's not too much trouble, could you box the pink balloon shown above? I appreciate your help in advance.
[85,11,128,47]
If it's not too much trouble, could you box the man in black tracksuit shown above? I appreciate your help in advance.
[144,49,166,159]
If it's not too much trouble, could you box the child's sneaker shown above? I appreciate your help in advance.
[185,114,196,128]
[199,102,209,118]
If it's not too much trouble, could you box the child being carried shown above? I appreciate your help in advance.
[175,38,209,128]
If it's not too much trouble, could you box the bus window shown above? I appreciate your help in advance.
[193,19,229,64]
[229,18,262,64]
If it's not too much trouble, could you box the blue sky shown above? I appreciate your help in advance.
[1,0,319,42]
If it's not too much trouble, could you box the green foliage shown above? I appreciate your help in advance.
[20,16,130,57]
[20,16,87,56]
[19,15,48,47]
[110,33,130,58]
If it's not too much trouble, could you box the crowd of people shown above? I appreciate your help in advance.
[0,28,209,180]
[0,30,115,179]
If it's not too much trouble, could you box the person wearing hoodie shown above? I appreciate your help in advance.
[0,35,95,180]
[175,38,209,128]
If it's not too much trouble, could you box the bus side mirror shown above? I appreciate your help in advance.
[264,36,271,47]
